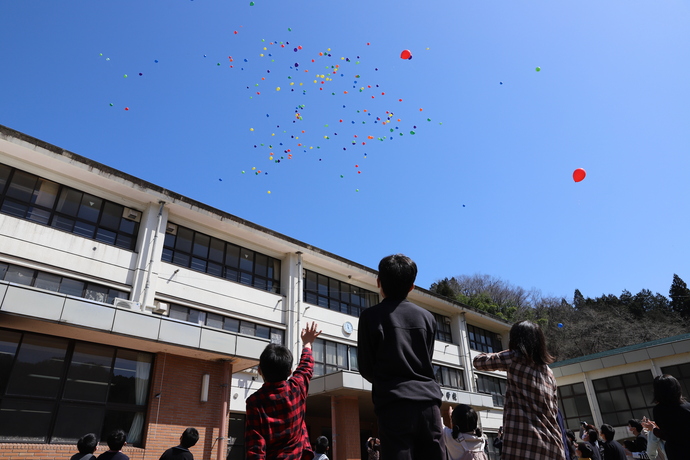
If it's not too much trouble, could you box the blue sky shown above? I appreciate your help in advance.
[1,1,689,302]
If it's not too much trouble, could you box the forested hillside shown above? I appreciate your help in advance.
[430,274,690,361]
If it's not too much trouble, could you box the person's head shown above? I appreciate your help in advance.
[508,320,554,365]
[368,437,380,450]
[106,429,126,451]
[315,436,329,454]
[653,374,685,405]
[587,429,599,444]
[258,343,293,382]
[566,429,576,443]
[451,404,481,438]
[600,424,615,441]
[377,254,417,300]
[77,433,98,454]
[577,442,594,458]
[627,419,642,435]
[180,427,199,449]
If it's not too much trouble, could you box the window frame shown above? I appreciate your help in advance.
[303,269,378,318]
[162,223,281,294]
[432,312,453,343]
[433,364,465,390]
[558,382,593,431]
[0,329,153,446]
[467,324,503,353]
[476,373,507,407]
[592,370,655,426]
[0,164,140,251]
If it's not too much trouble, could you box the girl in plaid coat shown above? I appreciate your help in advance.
[473,321,566,460]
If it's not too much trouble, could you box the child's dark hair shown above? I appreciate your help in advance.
[378,254,417,300]
[259,343,293,382]
[508,320,554,365]
[627,419,643,433]
[106,429,127,451]
[587,429,599,444]
[315,436,329,454]
[451,404,481,439]
[577,442,594,458]
[180,427,199,448]
[653,374,685,405]
[77,433,98,454]
[600,424,615,441]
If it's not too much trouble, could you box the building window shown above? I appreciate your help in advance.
[312,338,358,377]
[0,163,141,251]
[467,325,503,353]
[434,365,465,390]
[661,363,690,401]
[162,223,281,294]
[0,329,152,446]
[432,312,452,343]
[558,382,593,431]
[303,269,378,318]
[592,370,655,426]
[158,303,284,345]
[476,374,507,407]
[0,262,129,304]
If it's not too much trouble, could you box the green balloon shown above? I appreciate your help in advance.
[535,66,541,72]
[249,1,254,4]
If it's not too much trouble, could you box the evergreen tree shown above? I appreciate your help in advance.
[669,274,690,318]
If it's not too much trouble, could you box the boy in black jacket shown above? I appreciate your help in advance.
[357,254,444,460]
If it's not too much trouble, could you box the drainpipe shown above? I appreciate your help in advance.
[141,201,165,310]
[295,252,303,353]
[217,360,231,460]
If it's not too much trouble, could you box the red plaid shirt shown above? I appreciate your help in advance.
[245,347,314,460]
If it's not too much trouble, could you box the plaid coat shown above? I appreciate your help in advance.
[473,350,565,460]
[245,348,315,460]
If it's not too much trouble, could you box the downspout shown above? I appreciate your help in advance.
[142,201,165,310]
[217,360,232,460]
[296,252,303,353]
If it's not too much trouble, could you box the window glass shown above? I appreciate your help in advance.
[5,264,35,285]
[0,330,22,394]
[59,278,85,297]
[100,202,122,230]
[175,227,193,253]
[223,318,240,332]
[1,200,28,218]
[192,233,210,258]
[336,343,347,368]
[256,325,270,339]
[26,206,51,224]
[0,164,11,192]
[270,329,284,345]
[77,194,102,222]
[209,238,225,263]
[73,221,96,238]
[349,347,358,371]
[95,228,117,245]
[313,339,325,363]
[325,342,337,366]
[254,254,268,278]
[6,170,37,202]
[240,321,255,336]
[52,404,105,443]
[225,244,240,268]
[56,188,82,216]
[169,305,188,321]
[52,215,75,232]
[84,284,109,303]
[63,343,114,402]
[6,334,68,398]
[34,272,62,292]
[239,248,254,272]
[206,313,224,329]
[0,398,54,442]
[33,179,59,208]
[108,350,151,406]
[118,218,136,235]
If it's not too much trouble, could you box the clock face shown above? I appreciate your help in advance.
[343,321,353,334]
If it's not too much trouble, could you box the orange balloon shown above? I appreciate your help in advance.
[573,168,586,182]
[400,49,412,60]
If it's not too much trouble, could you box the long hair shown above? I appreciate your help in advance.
[508,320,555,365]
[653,374,685,405]
[451,404,481,439]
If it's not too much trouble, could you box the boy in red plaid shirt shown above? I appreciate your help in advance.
[245,322,321,460]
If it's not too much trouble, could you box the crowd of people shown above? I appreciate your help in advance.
[72,254,690,460]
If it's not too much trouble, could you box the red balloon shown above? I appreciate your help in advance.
[400,49,412,60]
[573,168,586,182]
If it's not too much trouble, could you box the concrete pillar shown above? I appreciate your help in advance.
[130,201,168,310]
[331,395,361,460]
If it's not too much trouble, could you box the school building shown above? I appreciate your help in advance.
[552,333,690,443]
[0,124,512,460]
